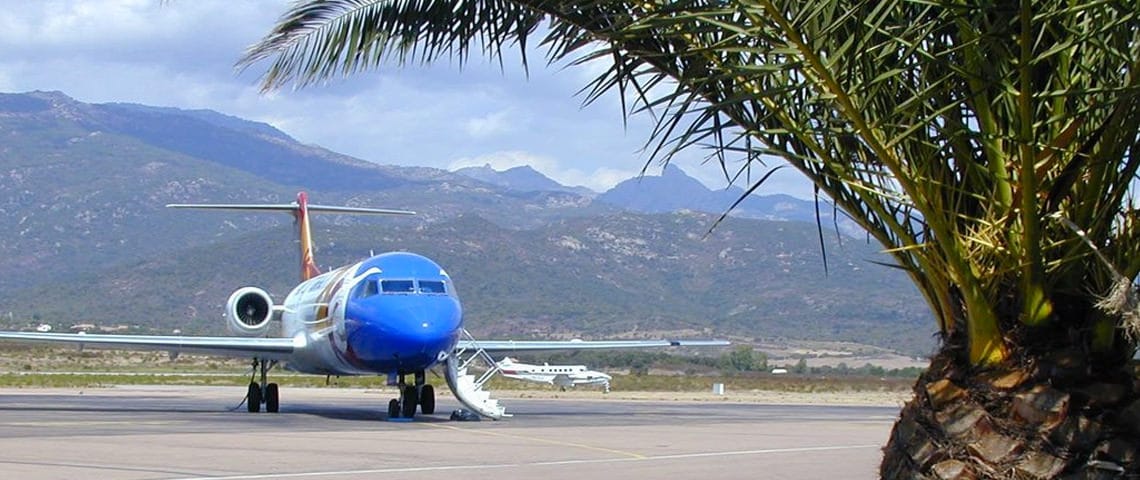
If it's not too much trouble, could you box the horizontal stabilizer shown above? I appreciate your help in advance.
[166,203,416,216]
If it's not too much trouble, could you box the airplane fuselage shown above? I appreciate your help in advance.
[499,360,613,389]
[280,252,462,377]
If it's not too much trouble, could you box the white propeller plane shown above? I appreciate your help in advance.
[497,357,613,393]
[0,193,727,419]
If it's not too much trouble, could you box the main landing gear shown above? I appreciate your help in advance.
[247,358,279,413]
[387,370,435,420]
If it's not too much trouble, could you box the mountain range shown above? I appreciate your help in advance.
[453,164,596,197]
[0,91,934,355]
[453,159,859,231]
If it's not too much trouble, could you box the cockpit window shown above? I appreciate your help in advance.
[419,280,446,294]
[354,278,448,296]
[351,276,380,299]
[381,279,416,293]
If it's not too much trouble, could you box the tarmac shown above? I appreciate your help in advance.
[0,386,901,480]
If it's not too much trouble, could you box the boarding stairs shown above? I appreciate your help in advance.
[444,329,509,420]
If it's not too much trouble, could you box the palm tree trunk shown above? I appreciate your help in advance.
[881,343,1139,478]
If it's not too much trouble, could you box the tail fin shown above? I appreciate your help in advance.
[167,192,415,281]
[294,192,320,280]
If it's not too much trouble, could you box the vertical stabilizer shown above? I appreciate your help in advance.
[294,192,321,281]
[167,192,415,281]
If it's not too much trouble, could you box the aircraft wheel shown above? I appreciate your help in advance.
[401,385,418,418]
[265,383,280,413]
[387,399,400,418]
[247,382,262,413]
[420,385,435,414]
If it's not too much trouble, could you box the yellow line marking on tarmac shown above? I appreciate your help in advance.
[422,422,648,459]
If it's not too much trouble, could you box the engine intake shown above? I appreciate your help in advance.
[225,287,275,336]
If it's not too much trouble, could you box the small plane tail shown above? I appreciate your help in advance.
[167,192,415,281]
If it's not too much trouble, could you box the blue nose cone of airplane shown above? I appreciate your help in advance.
[343,295,462,372]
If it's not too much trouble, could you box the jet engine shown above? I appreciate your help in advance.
[225,287,275,336]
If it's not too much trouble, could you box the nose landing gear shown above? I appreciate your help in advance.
[387,370,435,420]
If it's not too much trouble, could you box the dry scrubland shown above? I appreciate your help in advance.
[0,346,914,407]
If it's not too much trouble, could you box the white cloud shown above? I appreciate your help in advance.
[234,75,530,167]
[0,1,279,69]
[463,110,515,138]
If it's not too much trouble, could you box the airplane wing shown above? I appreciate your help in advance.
[459,339,729,353]
[0,332,298,360]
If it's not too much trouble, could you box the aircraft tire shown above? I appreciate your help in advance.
[420,385,435,414]
[387,399,400,418]
[401,385,418,418]
[265,383,280,413]
[247,382,262,413]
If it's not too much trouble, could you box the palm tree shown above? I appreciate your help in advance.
[242,1,1140,477]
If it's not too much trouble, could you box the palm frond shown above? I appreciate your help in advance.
[239,0,544,90]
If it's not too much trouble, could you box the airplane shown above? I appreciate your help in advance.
[497,357,613,393]
[0,192,727,420]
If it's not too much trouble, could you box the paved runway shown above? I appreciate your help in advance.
[0,386,900,480]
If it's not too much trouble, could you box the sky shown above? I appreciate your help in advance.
[0,0,815,198]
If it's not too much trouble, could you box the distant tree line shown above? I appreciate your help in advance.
[512,346,922,378]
